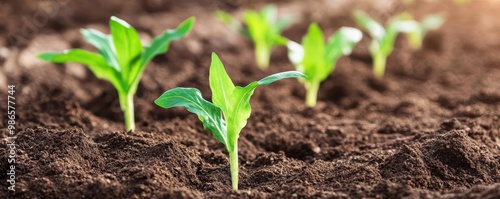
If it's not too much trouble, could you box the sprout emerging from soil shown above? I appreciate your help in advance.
[353,10,420,79]
[154,53,305,190]
[287,23,362,107]
[215,4,294,70]
[403,13,445,50]
[38,16,195,131]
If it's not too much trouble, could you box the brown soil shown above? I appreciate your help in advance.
[1,0,500,198]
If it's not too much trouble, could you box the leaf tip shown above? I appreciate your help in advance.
[211,52,220,61]
[37,53,54,61]
[110,16,131,28]
[184,16,196,27]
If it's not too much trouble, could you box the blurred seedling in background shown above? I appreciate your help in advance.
[287,23,362,107]
[215,4,295,70]
[353,10,420,79]
[39,16,195,131]
[401,13,445,50]
[155,53,305,190]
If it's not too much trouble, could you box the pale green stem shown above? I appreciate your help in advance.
[373,52,387,79]
[255,43,270,70]
[408,32,423,50]
[229,145,239,190]
[119,92,135,131]
[305,81,320,107]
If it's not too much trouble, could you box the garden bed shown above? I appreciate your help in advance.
[1,0,499,198]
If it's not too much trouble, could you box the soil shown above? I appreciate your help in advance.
[1,0,500,198]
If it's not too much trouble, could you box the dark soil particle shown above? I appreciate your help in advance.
[1,0,500,198]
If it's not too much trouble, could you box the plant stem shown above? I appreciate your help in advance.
[119,92,135,131]
[305,81,320,107]
[229,145,239,190]
[373,52,387,79]
[255,44,270,70]
[409,35,422,50]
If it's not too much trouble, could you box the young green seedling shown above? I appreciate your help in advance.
[215,4,294,69]
[403,13,445,50]
[287,23,362,107]
[38,16,195,131]
[155,53,305,190]
[353,10,419,79]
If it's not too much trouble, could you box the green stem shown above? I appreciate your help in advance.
[229,145,239,190]
[373,52,387,79]
[255,44,270,70]
[119,92,135,131]
[305,81,320,107]
[408,32,422,50]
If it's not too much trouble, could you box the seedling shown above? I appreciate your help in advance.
[39,16,195,131]
[155,53,305,190]
[403,13,445,50]
[353,10,419,78]
[287,23,362,107]
[215,4,294,69]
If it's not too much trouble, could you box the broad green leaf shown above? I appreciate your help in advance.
[244,10,267,44]
[141,17,195,67]
[38,49,123,92]
[109,16,143,84]
[155,87,227,145]
[323,27,362,80]
[80,29,120,71]
[209,53,235,115]
[226,82,259,151]
[301,23,325,81]
[257,71,307,85]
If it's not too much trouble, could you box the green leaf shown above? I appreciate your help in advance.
[353,10,385,42]
[38,49,122,92]
[274,36,288,46]
[326,27,362,61]
[109,16,143,82]
[142,17,195,67]
[154,87,227,145]
[257,71,307,85]
[80,29,121,72]
[209,53,235,115]
[128,17,195,94]
[225,82,259,150]
[244,10,267,45]
[301,23,325,81]
[323,27,362,79]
